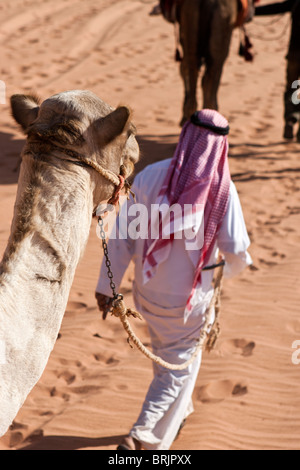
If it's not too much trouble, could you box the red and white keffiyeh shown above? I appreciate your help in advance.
[142,109,231,317]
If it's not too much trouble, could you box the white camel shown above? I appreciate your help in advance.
[0,90,139,437]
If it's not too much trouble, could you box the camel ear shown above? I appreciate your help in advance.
[94,106,131,146]
[121,131,140,179]
[10,94,40,133]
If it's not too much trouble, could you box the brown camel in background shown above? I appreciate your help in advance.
[160,0,252,125]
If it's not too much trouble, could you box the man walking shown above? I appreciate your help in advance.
[96,110,252,450]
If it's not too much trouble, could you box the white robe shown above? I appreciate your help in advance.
[96,158,252,450]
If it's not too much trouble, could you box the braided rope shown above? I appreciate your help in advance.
[111,265,224,371]
[74,153,120,187]
[24,142,121,187]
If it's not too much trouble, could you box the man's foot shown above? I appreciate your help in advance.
[284,122,294,140]
[117,436,143,451]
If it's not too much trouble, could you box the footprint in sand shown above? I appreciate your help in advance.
[196,380,248,404]
[271,251,286,259]
[265,215,282,225]
[220,339,256,357]
[117,384,128,391]
[71,385,103,395]
[5,431,24,448]
[65,301,87,315]
[57,370,76,385]
[1,421,29,448]
[286,320,300,334]
[287,206,300,215]
[49,386,70,402]
[9,421,28,432]
[59,358,82,368]
[259,258,278,268]
[93,353,120,366]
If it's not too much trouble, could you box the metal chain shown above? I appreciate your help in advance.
[98,215,123,302]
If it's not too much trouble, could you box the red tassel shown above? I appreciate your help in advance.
[238,28,254,62]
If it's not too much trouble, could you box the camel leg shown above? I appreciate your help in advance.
[180,55,199,126]
[179,0,201,126]
[202,9,234,110]
[202,59,223,110]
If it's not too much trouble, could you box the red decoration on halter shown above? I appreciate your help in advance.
[107,175,125,206]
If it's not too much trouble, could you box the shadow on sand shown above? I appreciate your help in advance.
[0,130,24,185]
[0,132,179,186]
[134,137,300,183]
[18,433,127,450]
[1,131,296,187]
[229,140,299,161]
[133,133,179,178]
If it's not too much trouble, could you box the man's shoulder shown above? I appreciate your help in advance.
[139,158,172,175]
[133,158,171,187]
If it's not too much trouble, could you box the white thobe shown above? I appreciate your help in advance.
[96,158,252,450]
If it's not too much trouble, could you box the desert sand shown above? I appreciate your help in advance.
[0,0,299,451]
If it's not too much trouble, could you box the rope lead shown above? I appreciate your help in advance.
[99,215,224,370]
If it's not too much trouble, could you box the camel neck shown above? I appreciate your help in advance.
[0,155,93,296]
[0,154,95,437]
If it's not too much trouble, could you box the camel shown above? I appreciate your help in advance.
[161,0,253,125]
[0,90,139,437]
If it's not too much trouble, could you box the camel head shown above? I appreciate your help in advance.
[10,90,139,206]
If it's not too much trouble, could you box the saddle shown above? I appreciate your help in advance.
[160,0,255,62]
[160,0,255,26]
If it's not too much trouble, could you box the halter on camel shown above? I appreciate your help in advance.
[24,140,131,207]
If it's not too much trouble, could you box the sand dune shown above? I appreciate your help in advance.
[0,0,300,450]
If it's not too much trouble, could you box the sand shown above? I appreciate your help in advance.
[0,0,300,451]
